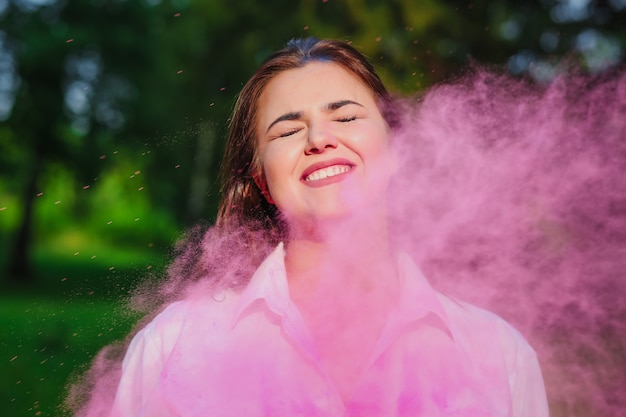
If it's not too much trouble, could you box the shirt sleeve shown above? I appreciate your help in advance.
[496,318,550,417]
[510,344,550,417]
[109,301,189,417]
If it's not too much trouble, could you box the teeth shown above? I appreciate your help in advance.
[305,165,351,181]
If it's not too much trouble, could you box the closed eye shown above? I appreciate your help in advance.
[278,128,303,138]
[336,115,357,123]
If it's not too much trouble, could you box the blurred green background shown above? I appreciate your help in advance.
[1,0,624,416]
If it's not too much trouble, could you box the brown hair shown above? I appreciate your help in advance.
[216,37,392,238]
[65,38,396,416]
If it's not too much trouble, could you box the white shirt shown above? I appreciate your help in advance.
[108,243,549,417]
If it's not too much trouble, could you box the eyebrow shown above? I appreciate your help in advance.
[266,111,303,133]
[325,99,363,111]
[265,100,364,133]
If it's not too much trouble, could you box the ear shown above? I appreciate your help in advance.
[253,172,275,205]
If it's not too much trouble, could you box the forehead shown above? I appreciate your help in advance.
[256,62,376,121]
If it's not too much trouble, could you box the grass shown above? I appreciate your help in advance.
[1,297,140,417]
[0,238,168,417]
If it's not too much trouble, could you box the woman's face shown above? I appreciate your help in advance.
[255,61,395,225]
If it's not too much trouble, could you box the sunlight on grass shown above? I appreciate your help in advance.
[1,234,171,417]
[37,228,168,272]
[0,296,141,417]
[20,230,171,301]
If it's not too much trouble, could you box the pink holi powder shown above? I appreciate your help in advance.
[69,67,626,417]
[389,67,626,415]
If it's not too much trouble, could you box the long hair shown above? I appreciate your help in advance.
[140,37,395,302]
[134,38,395,307]
[66,38,395,417]
[217,37,393,239]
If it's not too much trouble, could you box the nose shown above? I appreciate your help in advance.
[305,124,338,155]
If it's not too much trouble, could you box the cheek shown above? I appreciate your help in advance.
[260,148,279,185]
[259,143,295,195]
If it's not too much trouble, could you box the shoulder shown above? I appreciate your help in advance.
[437,293,537,361]
[139,300,193,336]
[123,290,239,363]
[436,294,549,416]
[122,301,190,367]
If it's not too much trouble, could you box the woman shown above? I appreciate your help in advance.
[90,38,549,417]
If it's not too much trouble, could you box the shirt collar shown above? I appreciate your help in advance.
[232,243,455,341]
[232,242,290,327]
[392,252,455,341]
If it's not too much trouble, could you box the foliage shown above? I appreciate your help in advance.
[1,0,624,282]
[0,1,624,416]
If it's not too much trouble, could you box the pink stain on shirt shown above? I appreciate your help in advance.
[107,245,546,417]
[70,67,626,417]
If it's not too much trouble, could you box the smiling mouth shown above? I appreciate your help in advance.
[304,165,352,182]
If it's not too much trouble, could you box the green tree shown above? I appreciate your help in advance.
[1,0,163,282]
[1,0,623,285]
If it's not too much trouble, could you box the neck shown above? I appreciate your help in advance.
[284,212,399,308]
[284,212,401,401]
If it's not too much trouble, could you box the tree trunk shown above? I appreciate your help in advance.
[185,123,218,223]
[8,162,40,283]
